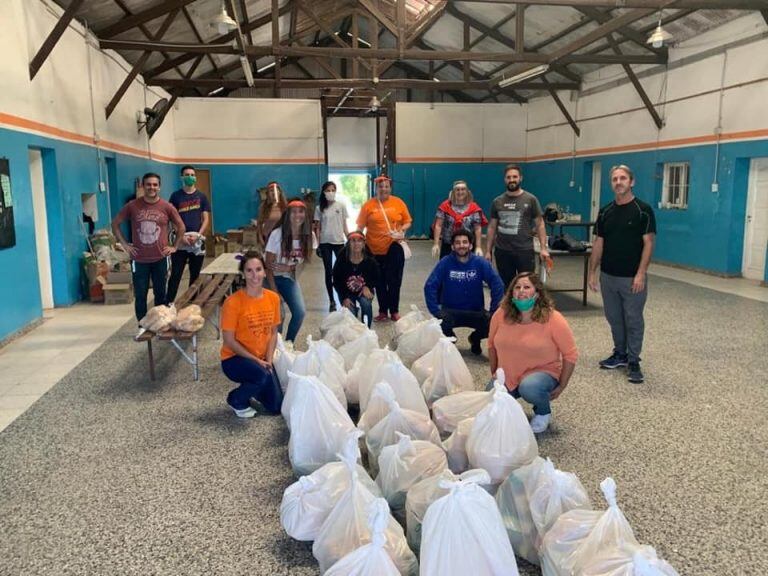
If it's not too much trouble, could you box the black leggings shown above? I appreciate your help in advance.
[373,242,405,315]
[318,243,344,303]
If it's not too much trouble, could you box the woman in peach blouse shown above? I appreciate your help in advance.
[488,272,578,433]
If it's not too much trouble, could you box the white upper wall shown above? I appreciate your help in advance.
[327,117,378,168]
[526,12,768,159]
[0,0,175,159]
[172,98,324,162]
[395,103,527,161]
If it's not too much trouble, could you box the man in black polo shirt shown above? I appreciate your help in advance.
[588,164,656,383]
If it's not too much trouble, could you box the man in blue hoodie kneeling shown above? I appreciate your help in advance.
[424,229,505,355]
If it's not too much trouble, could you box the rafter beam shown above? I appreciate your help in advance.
[405,1,448,46]
[29,0,85,79]
[358,0,398,36]
[142,3,293,78]
[577,6,665,54]
[295,0,371,70]
[608,34,663,128]
[542,76,580,136]
[516,4,526,53]
[105,9,179,119]
[98,0,196,39]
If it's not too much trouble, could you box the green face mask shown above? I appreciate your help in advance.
[182,175,197,187]
[512,296,537,312]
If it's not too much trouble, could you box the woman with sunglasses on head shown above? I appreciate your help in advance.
[356,175,412,322]
[313,181,349,312]
[488,272,579,434]
[256,181,287,248]
[220,251,282,419]
[265,199,317,343]
[432,180,488,260]
[332,231,379,328]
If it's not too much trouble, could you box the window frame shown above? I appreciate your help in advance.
[661,161,690,210]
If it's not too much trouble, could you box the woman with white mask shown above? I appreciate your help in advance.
[313,181,349,311]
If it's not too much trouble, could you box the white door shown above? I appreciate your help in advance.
[590,162,602,238]
[743,158,768,280]
[29,149,54,309]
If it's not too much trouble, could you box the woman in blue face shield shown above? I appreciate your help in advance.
[488,272,579,434]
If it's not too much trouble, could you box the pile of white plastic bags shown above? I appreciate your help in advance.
[275,306,679,576]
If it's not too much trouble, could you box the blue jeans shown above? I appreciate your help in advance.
[222,356,283,414]
[273,275,306,343]
[344,295,374,328]
[510,372,559,416]
[132,258,168,321]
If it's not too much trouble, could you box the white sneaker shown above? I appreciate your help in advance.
[530,414,551,433]
[231,405,257,419]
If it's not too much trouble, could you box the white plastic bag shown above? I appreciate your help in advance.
[442,417,474,474]
[338,329,380,371]
[286,372,356,476]
[395,318,443,366]
[291,336,348,409]
[313,471,418,575]
[324,498,404,576]
[376,433,448,511]
[466,372,538,484]
[394,304,427,338]
[411,344,436,384]
[432,390,493,435]
[273,334,296,392]
[364,391,442,470]
[348,348,401,409]
[419,337,474,405]
[321,306,358,336]
[325,319,369,348]
[540,478,639,576]
[581,543,680,576]
[280,430,381,541]
[358,382,399,434]
[359,359,429,418]
[420,469,519,576]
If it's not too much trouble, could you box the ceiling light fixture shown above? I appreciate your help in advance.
[647,14,672,48]
[257,61,276,73]
[212,2,237,35]
[369,95,381,111]
[240,56,254,87]
[497,64,549,88]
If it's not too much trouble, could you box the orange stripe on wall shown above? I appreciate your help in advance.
[0,112,324,164]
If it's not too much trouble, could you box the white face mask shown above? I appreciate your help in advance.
[324,191,336,202]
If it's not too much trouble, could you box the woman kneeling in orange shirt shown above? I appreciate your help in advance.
[488,272,578,433]
[220,251,283,418]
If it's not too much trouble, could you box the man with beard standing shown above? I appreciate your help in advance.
[486,164,549,288]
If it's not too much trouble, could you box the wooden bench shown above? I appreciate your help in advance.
[136,273,238,381]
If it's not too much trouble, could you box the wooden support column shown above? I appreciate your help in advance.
[371,15,379,79]
[352,12,360,79]
[463,21,471,81]
[29,0,85,79]
[105,9,179,119]
[515,4,526,53]
[397,0,407,57]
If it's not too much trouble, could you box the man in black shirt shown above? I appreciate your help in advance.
[588,165,656,383]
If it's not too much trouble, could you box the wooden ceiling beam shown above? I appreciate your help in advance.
[607,34,663,128]
[448,0,766,8]
[29,0,85,79]
[98,0,197,39]
[541,76,580,135]
[577,6,666,54]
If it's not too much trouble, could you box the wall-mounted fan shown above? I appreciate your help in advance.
[137,98,170,138]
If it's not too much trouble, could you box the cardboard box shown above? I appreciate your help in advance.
[103,283,134,305]
[86,261,109,284]
[241,227,260,247]
[107,270,132,284]
[227,229,244,244]
[89,283,104,303]
[226,241,242,254]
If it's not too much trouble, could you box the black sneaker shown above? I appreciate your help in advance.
[599,353,628,369]
[329,303,337,312]
[627,362,644,383]
[469,333,482,356]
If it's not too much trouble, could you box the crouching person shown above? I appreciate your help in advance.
[424,229,505,355]
[332,231,380,328]
[220,251,283,418]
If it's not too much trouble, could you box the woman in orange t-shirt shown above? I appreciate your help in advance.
[220,251,282,418]
[488,272,578,434]
[356,175,412,322]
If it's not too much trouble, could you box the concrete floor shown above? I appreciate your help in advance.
[0,242,766,575]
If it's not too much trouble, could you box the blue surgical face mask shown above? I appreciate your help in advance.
[512,296,536,312]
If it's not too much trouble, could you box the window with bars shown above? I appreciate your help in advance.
[662,162,690,209]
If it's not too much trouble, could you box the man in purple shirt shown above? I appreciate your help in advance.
[111,173,185,321]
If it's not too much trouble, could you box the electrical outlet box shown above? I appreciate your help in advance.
[569,180,575,188]
[711,182,719,193]
[99,182,106,193]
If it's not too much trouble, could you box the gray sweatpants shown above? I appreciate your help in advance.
[600,272,648,363]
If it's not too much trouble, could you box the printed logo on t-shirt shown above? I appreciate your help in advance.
[448,270,478,282]
[136,209,166,245]
[498,211,522,236]
[346,275,366,293]
[245,309,274,337]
